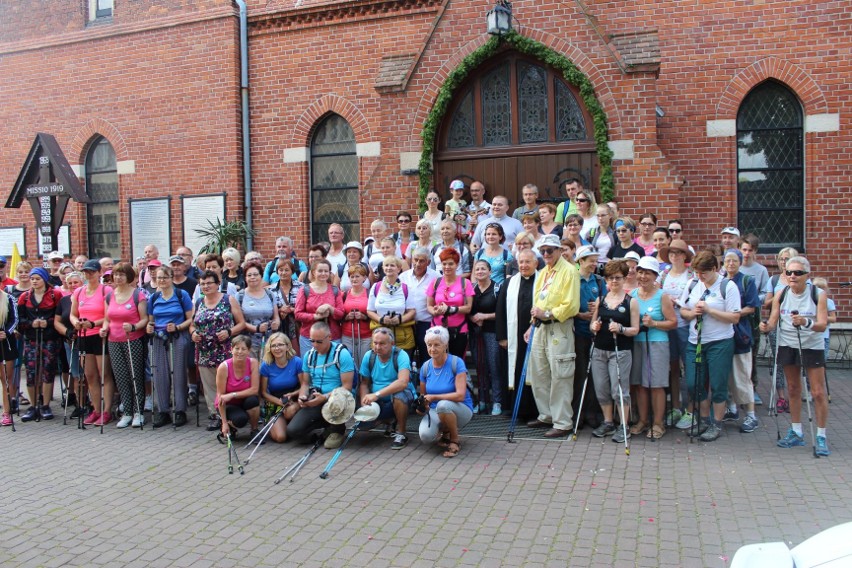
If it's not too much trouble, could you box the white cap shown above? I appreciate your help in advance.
[637,256,660,274]
[721,226,741,237]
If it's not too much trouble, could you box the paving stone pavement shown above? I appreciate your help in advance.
[2,370,852,567]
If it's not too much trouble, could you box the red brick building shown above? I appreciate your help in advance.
[0,0,848,316]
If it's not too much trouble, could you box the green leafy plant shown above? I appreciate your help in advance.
[196,218,255,255]
[419,30,614,210]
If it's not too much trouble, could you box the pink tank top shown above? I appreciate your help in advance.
[106,289,147,342]
[75,285,113,337]
[225,358,252,397]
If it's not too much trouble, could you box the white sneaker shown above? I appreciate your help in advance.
[131,413,144,428]
[144,395,153,412]
[116,415,133,429]
[491,403,502,416]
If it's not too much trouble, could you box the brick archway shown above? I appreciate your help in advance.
[408,30,623,150]
[71,118,130,164]
[716,56,829,118]
[292,94,372,146]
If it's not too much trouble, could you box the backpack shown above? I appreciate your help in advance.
[371,281,409,301]
[687,276,732,302]
[432,241,470,267]
[338,261,370,279]
[660,267,694,288]
[306,342,346,374]
[429,275,469,303]
[474,247,509,265]
[777,284,820,311]
[303,284,339,302]
[422,354,476,403]
[367,347,403,378]
[237,288,277,310]
[106,288,142,307]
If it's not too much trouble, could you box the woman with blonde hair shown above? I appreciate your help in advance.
[259,333,302,443]
[221,247,245,291]
[575,188,598,240]
[368,256,416,354]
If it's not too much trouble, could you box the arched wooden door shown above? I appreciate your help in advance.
[434,53,599,208]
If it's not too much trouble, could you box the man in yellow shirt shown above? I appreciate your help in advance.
[527,234,581,437]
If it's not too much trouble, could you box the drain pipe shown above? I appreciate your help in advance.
[235,0,253,250]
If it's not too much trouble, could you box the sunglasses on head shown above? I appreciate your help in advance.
[785,270,807,277]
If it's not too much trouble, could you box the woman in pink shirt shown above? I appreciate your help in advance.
[340,264,371,368]
[427,248,474,359]
[294,259,345,356]
[71,259,114,426]
[100,263,148,429]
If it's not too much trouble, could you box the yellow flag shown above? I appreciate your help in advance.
[9,242,21,280]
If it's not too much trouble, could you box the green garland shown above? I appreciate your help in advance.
[418,30,614,210]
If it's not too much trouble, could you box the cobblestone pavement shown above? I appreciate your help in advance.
[2,370,851,567]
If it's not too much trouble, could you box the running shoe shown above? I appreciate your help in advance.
[699,422,722,442]
[324,432,344,449]
[132,413,145,428]
[687,418,711,437]
[1,414,12,426]
[20,407,39,422]
[815,436,831,456]
[206,414,221,431]
[592,421,616,438]
[723,408,739,422]
[777,428,805,448]
[40,406,53,420]
[776,397,788,414]
[94,412,112,426]
[391,433,408,450]
[612,428,630,444]
[83,411,100,425]
[491,403,502,416]
[739,415,759,433]
[753,391,763,406]
[116,415,133,428]
[665,409,682,428]
[675,411,695,430]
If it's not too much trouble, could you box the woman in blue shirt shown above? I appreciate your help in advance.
[259,332,302,442]
[417,326,473,458]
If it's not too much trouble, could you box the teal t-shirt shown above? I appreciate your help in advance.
[359,349,414,397]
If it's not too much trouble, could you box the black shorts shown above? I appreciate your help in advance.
[0,338,19,362]
[225,395,260,428]
[778,345,825,369]
[78,334,104,355]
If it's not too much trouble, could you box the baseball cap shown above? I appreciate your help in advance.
[449,180,465,191]
[82,259,102,272]
[168,255,186,265]
[48,251,64,261]
[720,226,740,237]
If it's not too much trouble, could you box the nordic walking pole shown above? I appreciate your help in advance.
[34,327,43,422]
[125,332,142,431]
[274,437,321,484]
[100,336,107,434]
[613,333,629,456]
[508,321,536,443]
[63,337,75,425]
[791,310,818,459]
[1,339,15,432]
[243,405,285,465]
[149,335,158,429]
[229,433,244,474]
[690,290,710,443]
[573,330,597,441]
[78,350,87,430]
[765,323,781,440]
[167,332,177,430]
[319,425,361,480]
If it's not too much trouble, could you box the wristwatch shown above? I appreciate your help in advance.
[544,310,552,320]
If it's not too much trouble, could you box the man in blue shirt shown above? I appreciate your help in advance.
[286,322,354,449]
[358,328,415,449]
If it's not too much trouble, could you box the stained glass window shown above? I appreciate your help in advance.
[555,78,586,141]
[311,114,359,243]
[481,63,512,146]
[85,137,120,260]
[518,62,547,143]
[736,81,804,252]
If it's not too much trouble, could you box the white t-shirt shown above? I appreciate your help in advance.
[661,269,692,327]
[679,276,741,344]
[325,248,347,273]
[580,215,599,240]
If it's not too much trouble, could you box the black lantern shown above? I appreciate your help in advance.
[486,0,512,36]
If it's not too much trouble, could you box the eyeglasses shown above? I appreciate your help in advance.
[640,222,656,227]
[669,228,682,233]
[785,270,808,277]
[199,281,217,287]
[426,197,439,202]
[539,247,557,255]
[565,223,581,228]
[397,219,411,223]
[615,228,630,233]
[270,343,288,349]
[309,336,330,344]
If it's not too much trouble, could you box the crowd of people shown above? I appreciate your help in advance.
[0,177,839,458]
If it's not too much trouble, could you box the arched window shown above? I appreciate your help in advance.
[737,81,804,252]
[85,136,120,259]
[310,114,359,244]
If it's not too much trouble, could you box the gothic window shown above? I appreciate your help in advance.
[310,114,359,244]
[736,81,804,252]
[442,54,590,152]
[85,136,120,259]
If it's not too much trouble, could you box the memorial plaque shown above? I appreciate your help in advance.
[130,197,170,261]
[0,226,26,256]
[181,193,226,256]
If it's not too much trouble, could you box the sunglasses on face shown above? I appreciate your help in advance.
[426,197,439,202]
[615,228,630,233]
[785,270,807,277]
[575,198,589,203]
[539,247,557,255]
[669,228,682,233]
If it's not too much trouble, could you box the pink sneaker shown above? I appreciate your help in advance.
[83,411,100,425]
[94,412,112,426]
[1,414,12,427]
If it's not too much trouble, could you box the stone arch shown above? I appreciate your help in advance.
[292,95,372,146]
[716,56,828,118]
[71,118,130,164]
[409,30,623,150]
